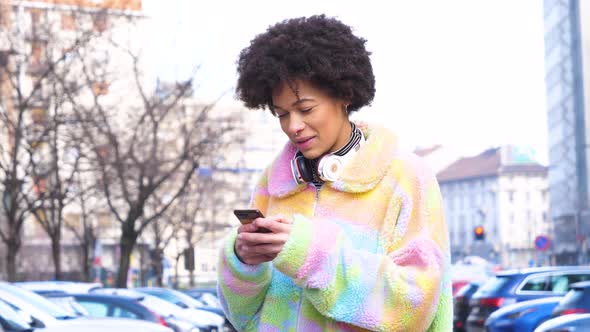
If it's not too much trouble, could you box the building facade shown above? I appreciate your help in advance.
[543,0,590,264]
[0,0,145,281]
[438,146,550,268]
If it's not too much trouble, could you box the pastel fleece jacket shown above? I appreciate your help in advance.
[217,123,452,331]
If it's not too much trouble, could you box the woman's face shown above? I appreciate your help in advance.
[271,80,351,160]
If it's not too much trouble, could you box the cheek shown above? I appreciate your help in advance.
[279,119,290,136]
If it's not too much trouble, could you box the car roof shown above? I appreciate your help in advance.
[496,266,590,277]
[70,292,145,302]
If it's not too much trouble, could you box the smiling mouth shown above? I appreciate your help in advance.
[296,137,314,144]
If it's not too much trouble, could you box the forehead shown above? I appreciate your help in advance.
[272,80,330,105]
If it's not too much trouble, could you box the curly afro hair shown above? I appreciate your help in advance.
[236,15,375,114]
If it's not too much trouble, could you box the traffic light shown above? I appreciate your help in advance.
[474,226,485,240]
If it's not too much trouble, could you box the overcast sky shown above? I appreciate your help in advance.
[142,0,548,163]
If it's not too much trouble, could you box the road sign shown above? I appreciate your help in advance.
[534,235,550,251]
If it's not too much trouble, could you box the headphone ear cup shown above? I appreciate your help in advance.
[318,155,343,182]
[296,156,315,183]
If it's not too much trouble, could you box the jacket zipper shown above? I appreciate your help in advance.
[296,183,321,331]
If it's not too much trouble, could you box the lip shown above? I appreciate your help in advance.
[295,136,315,149]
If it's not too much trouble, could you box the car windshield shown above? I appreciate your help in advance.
[561,288,585,306]
[476,276,510,296]
[0,299,32,331]
[139,295,183,316]
[137,288,204,308]
[0,283,75,320]
[197,293,222,309]
[47,296,89,317]
[455,284,476,297]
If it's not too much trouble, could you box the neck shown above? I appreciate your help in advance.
[327,121,353,155]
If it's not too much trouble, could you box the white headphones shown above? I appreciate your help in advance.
[291,126,365,184]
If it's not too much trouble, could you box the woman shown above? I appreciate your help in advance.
[217,15,451,331]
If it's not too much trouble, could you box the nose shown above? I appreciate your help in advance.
[287,112,305,137]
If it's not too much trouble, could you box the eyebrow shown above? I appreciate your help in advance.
[272,98,316,111]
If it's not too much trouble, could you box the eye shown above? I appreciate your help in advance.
[276,112,288,118]
[300,107,313,113]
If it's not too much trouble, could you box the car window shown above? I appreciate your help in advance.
[567,274,590,285]
[111,305,139,319]
[550,275,570,294]
[521,275,549,292]
[77,301,109,317]
[478,276,510,295]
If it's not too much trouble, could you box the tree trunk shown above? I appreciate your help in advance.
[81,241,91,282]
[51,234,62,280]
[116,229,137,288]
[189,269,195,287]
[155,249,163,287]
[5,241,19,281]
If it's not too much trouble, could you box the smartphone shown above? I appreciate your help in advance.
[233,209,270,233]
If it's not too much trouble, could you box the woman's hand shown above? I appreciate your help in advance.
[234,217,292,265]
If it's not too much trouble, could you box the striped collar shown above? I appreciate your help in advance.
[266,123,399,198]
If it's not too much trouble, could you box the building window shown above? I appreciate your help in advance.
[30,41,45,67]
[508,190,515,203]
[92,82,109,95]
[61,13,76,30]
[93,12,108,32]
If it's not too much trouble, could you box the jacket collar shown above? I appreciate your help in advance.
[267,123,399,198]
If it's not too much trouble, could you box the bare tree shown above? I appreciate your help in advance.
[0,3,102,280]
[65,37,242,286]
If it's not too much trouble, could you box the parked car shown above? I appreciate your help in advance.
[467,266,590,331]
[454,282,480,331]
[484,296,562,332]
[534,313,590,332]
[91,288,221,332]
[49,293,168,323]
[551,280,590,316]
[0,282,172,332]
[132,287,226,332]
[44,293,90,317]
[183,288,222,309]
[0,298,34,332]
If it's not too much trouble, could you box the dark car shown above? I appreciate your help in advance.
[454,282,480,331]
[484,296,561,332]
[44,293,169,327]
[552,281,590,316]
[466,266,590,332]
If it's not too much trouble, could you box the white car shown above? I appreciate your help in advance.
[92,288,220,331]
[0,282,172,332]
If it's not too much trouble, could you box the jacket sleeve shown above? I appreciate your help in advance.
[272,155,453,331]
[217,169,272,331]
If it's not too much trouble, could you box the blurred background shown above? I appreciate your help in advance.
[1,0,590,331]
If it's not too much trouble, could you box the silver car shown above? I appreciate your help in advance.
[0,282,172,332]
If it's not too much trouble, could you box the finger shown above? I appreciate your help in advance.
[237,222,261,234]
[255,218,292,234]
[238,232,288,245]
[246,243,285,255]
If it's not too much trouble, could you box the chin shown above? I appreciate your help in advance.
[301,149,323,160]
